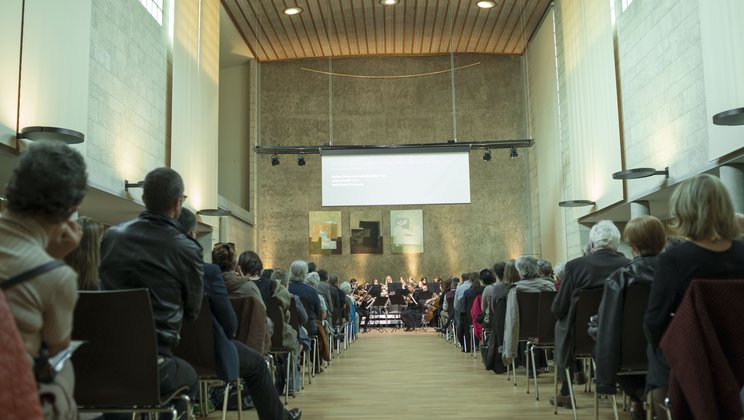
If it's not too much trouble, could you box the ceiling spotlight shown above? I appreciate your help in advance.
[483,149,492,161]
[283,6,303,15]
[379,0,400,5]
[271,154,280,166]
[297,153,306,166]
[509,146,518,159]
[476,1,497,9]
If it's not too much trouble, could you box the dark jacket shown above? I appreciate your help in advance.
[203,263,239,381]
[288,280,321,335]
[594,255,657,394]
[484,282,509,373]
[552,249,629,373]
[100,211,204,356]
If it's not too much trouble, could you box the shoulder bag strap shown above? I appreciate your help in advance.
[0,260,66,291]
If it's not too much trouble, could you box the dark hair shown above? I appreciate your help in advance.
[142,167,184,215]
[238,251,263,277]
[492,261,506,280]
[64,216,103,290]
[318,269,328,282]
[307,261,317,273]
[177,208,196,236]
[259,269,274,281]
[479,268,496,285]
[212,243,236,272]
[624,215,667,256]
[6,142,87,222]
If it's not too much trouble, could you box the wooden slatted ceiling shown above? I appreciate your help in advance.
[222,0,552,62]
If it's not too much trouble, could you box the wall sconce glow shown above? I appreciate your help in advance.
[19,126,84,144]
[283,6,303,15]
[476,1,497,9]
[379,0,399,5]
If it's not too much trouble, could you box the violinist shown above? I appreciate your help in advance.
[355,288,373,333]
[400,292,422,331]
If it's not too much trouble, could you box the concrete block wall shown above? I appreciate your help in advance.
[86,0,169,194]
[615,0,708,199]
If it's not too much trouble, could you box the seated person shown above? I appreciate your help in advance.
[178,210,301,420]
[594,215,666,419]
[287,261,320,336]
[1,142,87,419]
[400,294,422,331]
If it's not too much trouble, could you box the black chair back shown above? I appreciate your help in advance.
[516,292,540,339]
[619,284,651,371]
[173,298,217,376]
[573,287,604,357]
[267,297,286,351]
[536,291,557,345]
[72,289,161,407]
[288,300,301,332]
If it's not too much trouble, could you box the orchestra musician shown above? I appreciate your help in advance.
[400,292,422,331]
[354,288,374,333]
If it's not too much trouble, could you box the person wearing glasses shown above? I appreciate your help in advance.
[99,167,203,418]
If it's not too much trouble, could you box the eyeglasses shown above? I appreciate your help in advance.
[181,194,188,202]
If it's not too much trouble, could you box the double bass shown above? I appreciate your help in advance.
[424,295,440,323]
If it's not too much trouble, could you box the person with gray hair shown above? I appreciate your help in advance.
[287,261,320,335]
[537,259,553,279]
[554,262,566,289]
[550,220,630,409]
[1,142,88,419]
[502,256,555,365]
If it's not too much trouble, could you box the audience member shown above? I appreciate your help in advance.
[178,210,301,420]
[100,167,202,418]
[502,256,555,365]
[215,243,262,301]
[64,216,104,290]
[644,174,744,408]
[551,220,629,408]
[553,262,566,290]
[483,260,517,373]
[537,259,553,282]
[288,261,320,336]
[594,215,666,419]
[1,142,87,419]
[315,269,335,323]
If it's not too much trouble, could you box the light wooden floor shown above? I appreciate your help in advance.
[206,331,625,419]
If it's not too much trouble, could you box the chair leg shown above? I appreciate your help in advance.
[565,367,578,420]
[236,378,243,420]
[554,364,559,415]
[221,381,232,420]
[526,342,531,394]
[530,344,540,400]
[285,353,290,404]
[612,394,620,420]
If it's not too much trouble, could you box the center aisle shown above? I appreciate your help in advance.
[211,331,620,419]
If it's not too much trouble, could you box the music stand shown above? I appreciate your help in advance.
[428,283,441,293]
[387,295,406,331]
[368,296,390,333]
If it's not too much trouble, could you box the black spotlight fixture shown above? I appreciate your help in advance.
[509,146,518,159]
[297,153,306,166]
[483,149,492,161]
[271,154,280,166]
[124,180,144,192]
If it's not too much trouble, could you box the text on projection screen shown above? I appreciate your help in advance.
[321,151,471,206]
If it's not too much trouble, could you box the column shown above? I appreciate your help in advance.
[720,165,744,214]
[629,201,650,219]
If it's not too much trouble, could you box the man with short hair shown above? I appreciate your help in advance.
[551,220,629,408]
[178,210,301,420]
[100,167,203,417]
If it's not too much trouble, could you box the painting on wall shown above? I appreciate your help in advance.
[390,209,423,254]
[350,211,383,255]
[308,211,342,255]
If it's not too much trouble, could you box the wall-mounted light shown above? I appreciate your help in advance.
[612,167,669,180]
[283,6,303,15]
[509,146,518,159]
[297,153,306,166]
[476,1,497,9]
[483,149,492,161]
[379,0,399,5]
[558,200,596,208]
[712,107,744,126]
[197,208,232,217]
[18,126,85,144]
[271,154,280,166]
[124,180,144,192]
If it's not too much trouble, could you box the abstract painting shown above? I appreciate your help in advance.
[350,211,383,254]
[308,211,342,255]
[390,209,423,254]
